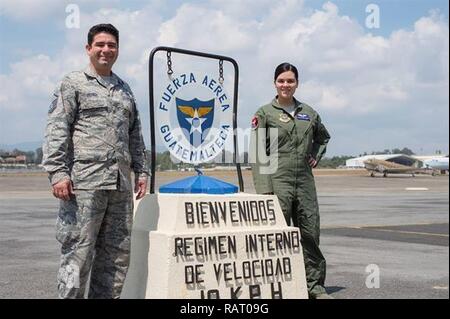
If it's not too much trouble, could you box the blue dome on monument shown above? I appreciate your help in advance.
[159,173,238,194]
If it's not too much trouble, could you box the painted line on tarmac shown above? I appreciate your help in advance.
[432,286,448,290]
[322,222,441,230]
[405,187,429,191]
[350,227,449,238]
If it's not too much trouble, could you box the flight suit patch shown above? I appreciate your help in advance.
[279,113,290,123]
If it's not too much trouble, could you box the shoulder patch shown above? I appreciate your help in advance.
[251,116,259,130]
[48,97,58,114]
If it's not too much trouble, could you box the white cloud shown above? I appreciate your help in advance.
[301,81,349,110]
[0,0,121,21]
[157,4,258,52]
[0,55,61,111]
[0,1,448,156]
[0,53,65,144]
[0,0,62,20]
[208,0,282,19]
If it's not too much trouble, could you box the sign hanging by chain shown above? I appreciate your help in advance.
[157,55,233,164]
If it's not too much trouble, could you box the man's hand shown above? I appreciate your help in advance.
[134,176,148,200]
[308,155,318,168]
[52,179,74,201]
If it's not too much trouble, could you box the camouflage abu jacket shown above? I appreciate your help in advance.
[42,66,149,191]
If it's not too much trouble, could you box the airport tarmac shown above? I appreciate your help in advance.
[0,170,448,299]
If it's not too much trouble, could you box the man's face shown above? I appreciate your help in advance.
[86,32,118,73]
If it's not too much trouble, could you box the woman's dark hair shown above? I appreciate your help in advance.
[274,62,299,82]
[87,23,119,46]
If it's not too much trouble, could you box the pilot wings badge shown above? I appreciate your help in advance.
[176,98,215,148]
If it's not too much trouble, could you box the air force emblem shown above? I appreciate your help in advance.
[158,72,232,164]
[176,98,214,147]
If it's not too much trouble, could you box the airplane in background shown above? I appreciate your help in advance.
[422,157,449,175]
[363,158,430,177]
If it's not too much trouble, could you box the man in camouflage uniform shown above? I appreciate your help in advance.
[42,24,149,299]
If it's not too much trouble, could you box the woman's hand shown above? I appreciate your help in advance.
[308,155,318,168]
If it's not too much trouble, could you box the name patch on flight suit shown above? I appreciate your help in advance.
[279,113,290,123]
[296,113,310,121]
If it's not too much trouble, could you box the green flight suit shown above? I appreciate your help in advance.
[251,97,330,298]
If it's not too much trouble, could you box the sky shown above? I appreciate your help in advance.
[0,0,448,157]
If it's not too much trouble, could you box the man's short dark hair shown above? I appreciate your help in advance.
[87,24,119,46]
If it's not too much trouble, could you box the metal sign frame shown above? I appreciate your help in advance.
[148,46,244,193]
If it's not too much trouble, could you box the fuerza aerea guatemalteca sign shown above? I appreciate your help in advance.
[157,72,233,164]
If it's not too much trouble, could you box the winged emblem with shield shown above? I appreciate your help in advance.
[176,98,215,147]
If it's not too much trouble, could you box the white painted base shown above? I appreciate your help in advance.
[121,193,308,299]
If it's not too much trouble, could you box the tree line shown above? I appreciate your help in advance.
[0,148,43,164]
[3,146,438,170]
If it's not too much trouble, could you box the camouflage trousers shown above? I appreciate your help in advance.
[55,189,133,299]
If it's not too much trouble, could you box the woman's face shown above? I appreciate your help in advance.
[275,70,298,101]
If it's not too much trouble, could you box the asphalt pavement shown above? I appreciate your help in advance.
[0,171,448,299]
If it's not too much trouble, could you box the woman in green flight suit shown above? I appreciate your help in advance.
[251,62,332,299]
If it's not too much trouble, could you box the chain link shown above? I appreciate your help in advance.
[218,59,224,85]
[167,51,173,76]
